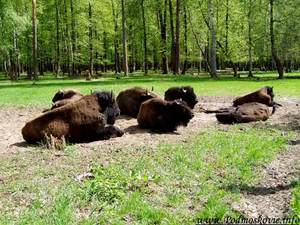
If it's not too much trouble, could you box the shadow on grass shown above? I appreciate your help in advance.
[2,75,299,90]
[224,180,298,196]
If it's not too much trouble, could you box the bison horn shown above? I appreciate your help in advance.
[110,90,113,98]
[151,86,154,91]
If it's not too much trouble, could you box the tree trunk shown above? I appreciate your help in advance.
[248,0,253,77]
[182,3,188,75]
[32,0,38,80]
[208,0,217,78]
[55,0,61,77]
[111,0,121,74]
[269,0,284,79]
[70,0,76,75]
[88,1,93,77]
[141,0,148,75]
[158,0,168,74]
[121,0,129,76]
[225,0,229,58]
[63,0,71,76]
[174,0,181,74]
[103,31,108,72]
[169,0,176,73]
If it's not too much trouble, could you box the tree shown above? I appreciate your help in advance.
[208,0,217,78]
[88,1,93,77]
[32,0,38,79]
[158,0,168,74]
[269,0,284,79]
[121,0,129,76]
[141,0,148,75]
[174,0,181,74]
[247,0,253,77]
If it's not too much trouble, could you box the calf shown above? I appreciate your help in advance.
[164,86,198,109]
[51,89,84,110]
[137,98,194,132]
[117,87,157,118]
[233,86,281,107]
[22,91,123,144]
[215,102,273,124]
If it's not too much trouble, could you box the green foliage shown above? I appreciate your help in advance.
[0,0,299,77]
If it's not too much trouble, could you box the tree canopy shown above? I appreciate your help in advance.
[0,0,299,79]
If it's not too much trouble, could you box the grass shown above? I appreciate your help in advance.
[0,126,292,224]
[0,72,300,107]
[292,182,300,218]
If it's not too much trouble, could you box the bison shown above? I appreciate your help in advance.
[137,98,194,132]
[22,91,124,144]
[164,86,198,109]
[214,102,273,124]
[117,87,157,118]
[233,86,281,108]
[51,89,84,110]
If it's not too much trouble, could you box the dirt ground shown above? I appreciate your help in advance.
[0,96,299,218]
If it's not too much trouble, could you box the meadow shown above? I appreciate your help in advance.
[0,72,300,107]
[0,72,299,224]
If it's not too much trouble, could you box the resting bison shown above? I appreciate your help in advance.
[233,86,281,107]
[22,91,123,144]
[215,102,273,124]
[117,87,157,118]
[51,89,84,110]
[137,98,194,132]
[164,86,198,109]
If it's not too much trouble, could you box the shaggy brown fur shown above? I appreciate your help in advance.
[164,86,198,109]
[215,102,272,124]
[137,98,194,132]
[117,87,157,118]
[22,91,123,144]
[233,86,280,107]
[51,89,84,110]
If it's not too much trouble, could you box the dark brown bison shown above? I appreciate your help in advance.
[215,102,273,124]
[51,89,84,110]
[164,86,198,109]
[137,98,194,132]
[22,91,123,144]
[233,86,281,108]
[117,87,157,118]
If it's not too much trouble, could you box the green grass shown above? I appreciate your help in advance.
[0,72,300,107]
[0,126,291,224]
[292,182,300,218]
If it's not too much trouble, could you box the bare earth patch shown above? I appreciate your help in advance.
[0,96,299,218]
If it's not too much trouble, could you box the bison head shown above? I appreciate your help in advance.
[165,86,198,109]
[265,86,274,100]
[171,99,194,127]
[93,91,120,125]
[181,86,198,108]
[52,89,81,103]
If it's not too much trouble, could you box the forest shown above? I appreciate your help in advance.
[0,0,299,80]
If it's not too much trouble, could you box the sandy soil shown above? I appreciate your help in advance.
[0,96,299,218]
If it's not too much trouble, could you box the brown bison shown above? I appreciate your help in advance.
[215,102,273,124]
[117,87,157,118]
[51,89,84,110]
[22,91,123,144]
[233,86,281,108]
[164,86,198,109]
[137,98,194,132]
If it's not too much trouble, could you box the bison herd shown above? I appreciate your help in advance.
[21,85,281,144]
